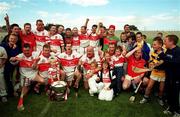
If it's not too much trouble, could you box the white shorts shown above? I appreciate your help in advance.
[20,71,37,86]
[150,75,165,82]
[125,74,141,81]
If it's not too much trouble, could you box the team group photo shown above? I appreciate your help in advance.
[0,0,179,117]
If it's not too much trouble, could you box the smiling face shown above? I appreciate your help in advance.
[90,62,97,70]
[87,46,94,58]
[115,49,121,57]
[108,28,115,35]
[108,44,116,55]
[91,26,97,33]
[136,34,142,43]
[11,26,20,35]
[81,26,87,34]
[72,27,78,36]
[124,25,130,33]
[50,25,57,35]
[152,40,162,51]
[36,21,44,31]
[58,26,64,34]
[102,62,108,70]
[164,36,173,49]
[65,43,72,54]
[23,47,31,57]
[134,49,142,59]
[24,24,31,34]
[43,47,50,57]
[9,34,17,45]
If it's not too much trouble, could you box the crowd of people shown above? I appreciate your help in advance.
[0,14,179,116]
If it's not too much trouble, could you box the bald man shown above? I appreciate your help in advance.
[79,46,101,89]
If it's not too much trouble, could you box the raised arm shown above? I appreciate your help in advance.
[125,46,139,58]
[96,22,102,34]
[4,14,11,34]
[84,18,89,28]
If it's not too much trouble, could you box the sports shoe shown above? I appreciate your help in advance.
[140,97,148,104]
[89,90,94,96]
[163,107,172,115]
[158,98,164,106]
[1,96,7,103]
[17,104,25,111]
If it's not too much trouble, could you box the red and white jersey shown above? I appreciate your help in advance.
[34,29,49,52]
[15,52,39,79]
[101,71,112,84]
[111,54,125,67]
[37,54,54,78]
[80,54,101,72]
[72,36,80,52]
[89,33,99,47]
[47,34,64,53]
[79,33,90,48]
[57,51,81,73]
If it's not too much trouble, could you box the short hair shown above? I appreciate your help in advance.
[36,19,43,24]
[90,61,98,67]
[10,33,18,37]
[166,35,179,45]
[124,24,129,29]
[66,28,71,31]
[72,27,78,30]
[57,24,64,29]
[136,32,142,36]
[142,34,147,39]
[81,26,87,30]
[92,24,97,28]
[121,32,126,35]
[23,43,31,49]
[10,23,19,30]
[109,42,116,47]
[157,32,163,36]
[50,24,56,29]
[100,26,106,30]
[115,46,123,52]
[102,60,109,66]
[24,23,31,27]
[43,44,50,49]
[153,37,163,46]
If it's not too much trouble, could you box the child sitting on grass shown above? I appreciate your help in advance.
[98,61,116,101]
[85,61,104,96]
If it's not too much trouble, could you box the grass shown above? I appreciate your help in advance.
[0,87,171,117]
[0,31,178,117]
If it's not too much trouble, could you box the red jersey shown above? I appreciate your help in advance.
[127,55,146,77]
[19,31,36,51]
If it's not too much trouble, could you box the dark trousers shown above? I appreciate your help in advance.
[113,66,124,94]
[165,78,180,112]
[4,63,16,97]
